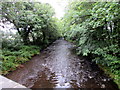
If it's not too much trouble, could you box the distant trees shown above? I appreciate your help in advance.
[63,1,120,88]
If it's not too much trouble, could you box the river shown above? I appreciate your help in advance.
[6,39,118,89]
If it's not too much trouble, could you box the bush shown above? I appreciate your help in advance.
[1,45,40,75]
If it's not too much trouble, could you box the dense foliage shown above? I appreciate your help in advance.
[0,28,40,75]
[1,1,120,88]
[1,2,60,74]
[63,1,120,88]
[2,2,59,46]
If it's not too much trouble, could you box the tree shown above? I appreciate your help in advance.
[63,1,120,88]
[2,2,59,45]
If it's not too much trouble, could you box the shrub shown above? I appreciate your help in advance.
[1,45,40,75]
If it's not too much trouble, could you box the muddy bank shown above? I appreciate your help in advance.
[6,39,118,89]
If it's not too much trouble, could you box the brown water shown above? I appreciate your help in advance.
[6,39,118,89]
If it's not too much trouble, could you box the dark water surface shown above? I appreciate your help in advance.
[6,39,118,89]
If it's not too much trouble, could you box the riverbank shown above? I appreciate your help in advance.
[98,65,120,89]
[1,45,40,75]
[66,39,120,89]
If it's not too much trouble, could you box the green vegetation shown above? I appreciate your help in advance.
[63,1,120,88]
[1,1,120,88]
[1,2,60,75]
[1,45,40,75]
[0,27,41,75]
[2,2,59,45]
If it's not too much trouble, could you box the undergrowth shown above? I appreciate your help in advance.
[0,45,40,75]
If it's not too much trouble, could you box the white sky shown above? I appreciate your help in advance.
[38,0,68,19]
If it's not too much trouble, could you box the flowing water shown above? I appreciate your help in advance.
[6,39,118,89]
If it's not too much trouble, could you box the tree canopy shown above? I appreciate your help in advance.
[1,2,60,75]
[63,1,120,88]
[2,2,59,45]
[1,1,120,88]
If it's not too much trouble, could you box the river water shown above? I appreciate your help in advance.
[6,39,118,89]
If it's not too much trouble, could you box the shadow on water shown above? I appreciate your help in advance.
[6,39,119,89]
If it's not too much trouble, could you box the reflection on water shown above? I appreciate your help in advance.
[32,69,56,88]
[6,39,119,89]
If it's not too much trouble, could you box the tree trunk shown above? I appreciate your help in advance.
[22,34,29,45]
[21,28,30,45]
[42,31,46,44]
